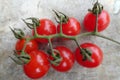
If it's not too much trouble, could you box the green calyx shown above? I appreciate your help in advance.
[88,1,103,15]
[10,50,30,65]
[23,17,40,29]
[74,39,93,62]
[53,10,69,24]
[80,48,92,61]
[48,49,62,66]
[50,58,62,66]
[10,27,25,39]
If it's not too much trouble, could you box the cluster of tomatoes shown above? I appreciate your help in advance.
[11,1,111,79]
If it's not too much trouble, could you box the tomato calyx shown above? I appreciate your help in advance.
[88,0,103,15]
[10,27,25,39]
[53,10,69,24]
[80,48,92,61]
[10,50,31,65]
[23,17,40,29]
[48,49,62,66]
[74,39,93,62]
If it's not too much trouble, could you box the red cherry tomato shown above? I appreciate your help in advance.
[83,10,110,32]
[57,17,81,36]
[23,50,50,79]
[15,39,38,55]
[33,19,57,43]
[50,46,75,72]
[75,43,103,68]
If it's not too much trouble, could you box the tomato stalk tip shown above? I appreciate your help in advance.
[10,50,30,65]
[53,10,68,23]
[88,0,103,15]
[10,27,25,39]
[22,18,40,29]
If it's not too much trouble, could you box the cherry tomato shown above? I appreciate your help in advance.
[75,43,103,68]
[33,19,57,43]
[57,17,81,36]
[15,39,38,55]
[50,46,75,72]
[83,10,110,32]
[23,50,50,79]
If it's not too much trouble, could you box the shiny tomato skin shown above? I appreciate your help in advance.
[57,17,81,36]
[83,10,110,32]
[23,50,50,79]
[51,46,75,72]
[15,39,38,55]
[75,43,103,68]
[33,19,56,43]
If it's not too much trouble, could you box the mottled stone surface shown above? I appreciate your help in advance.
[0,0,120,80]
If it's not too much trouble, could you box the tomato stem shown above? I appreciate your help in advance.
[59,16,63,34]
[48,38,59,59]
[94,33,120,45]
[48,38,62,65]
[76,32,93,38]
[48,39,55,56]
[17,27,120,57]
[33,25,39,37]
[93,0,102,33]
[94,11,99,32]
[20,38,32,55]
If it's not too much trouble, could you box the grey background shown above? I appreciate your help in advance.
[0,0,120,80]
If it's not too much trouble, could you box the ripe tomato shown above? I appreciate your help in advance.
[75,43,103,68]
[15,39,38,55]
[57,17,81,36]
[50,46,75,72]
[83,10,110,32]
[23,50,50,79]
[33,19,57,43]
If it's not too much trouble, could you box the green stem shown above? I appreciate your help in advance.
[94,33,120,45]
[59,16,63,35]
[94,11,99,32]
[21,38,31,55]
[48,38,57,58]
[76,32,93,38]
[20,30,120,57]
[33,25,38,37]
